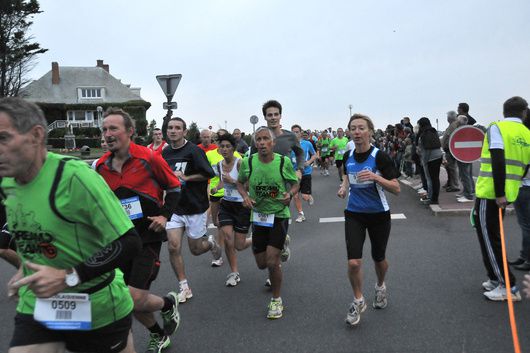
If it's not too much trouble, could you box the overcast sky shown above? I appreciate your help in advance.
[29,0,530,133]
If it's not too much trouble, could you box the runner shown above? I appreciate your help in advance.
[147,128,168,153]
[237,127,299,319]
[290,125,317,223]
[317,130,332,176]
[91,135,108,169]
[161,117,221,304]
[1,97,141,353]
[97,107,181,352]
[330,127,349,182]
[206,129,242,267]
[337,113,400,326]
[197,129,217,153]
[211,134,252,286]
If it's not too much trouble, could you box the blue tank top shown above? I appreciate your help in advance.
[345,146,389,213]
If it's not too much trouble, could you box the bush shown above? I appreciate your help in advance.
[47,138,101,149]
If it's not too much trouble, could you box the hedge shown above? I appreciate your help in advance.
[47,138,101,149]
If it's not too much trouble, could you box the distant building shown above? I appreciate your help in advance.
[21,60,151,135]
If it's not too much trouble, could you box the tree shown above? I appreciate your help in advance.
[146,119,156,144]
[0,0,48,97]
[186,122,199,144]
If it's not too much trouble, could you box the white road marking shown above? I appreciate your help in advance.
[319,213,406,223]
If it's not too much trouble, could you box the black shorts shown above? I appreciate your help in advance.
[120,242,161,290]
[299,175,312,195]
[335,159,344,168]
[209,195,222,202]
[10,312,132,353]
[252,217,289,254]
[218,200,251,234]
[344,210,391,261]
[320,155,330,163]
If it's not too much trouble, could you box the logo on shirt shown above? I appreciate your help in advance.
[173,162,188,173]
[8,204,57,259]
[254,184,280,198]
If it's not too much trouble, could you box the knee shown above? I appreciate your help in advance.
[266,258,279,270]
[167,239,181,254]
[130,289,148,310]
[348,259,362,271]
[189,245,203,256]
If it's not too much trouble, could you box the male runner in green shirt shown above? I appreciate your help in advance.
[0,97,141,353]
[330,127,349,181]
[237,127,299,319]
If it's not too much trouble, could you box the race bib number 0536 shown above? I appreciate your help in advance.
[121,196,143,220]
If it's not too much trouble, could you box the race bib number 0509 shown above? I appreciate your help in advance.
[34,293,91,330]
[253,211,275,227]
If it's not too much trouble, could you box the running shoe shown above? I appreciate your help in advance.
[482,279,499,291]
[416,188,426,194]
[280,234,291,262]
[177,287,193,303]
[267,299,284,319]
[307,195,314,206]
[345,300,367,326]
[145,332,170,353]
[225,272,241,287]
[483,285,522,301]
[208,234,222,260]
[373,285,388,309]
[457,196,474,203]
[161,292,180,335]
[211,257,224,267]
[295,213,305,223]
[264,278,271,287]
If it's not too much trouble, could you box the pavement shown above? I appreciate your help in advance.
[399,163,514,216]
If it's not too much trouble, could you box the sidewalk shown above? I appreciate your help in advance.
[399,166,513,216]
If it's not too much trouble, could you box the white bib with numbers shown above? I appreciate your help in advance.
[120,196,143,220]
[252,211,275,227]
[34,293,92,330]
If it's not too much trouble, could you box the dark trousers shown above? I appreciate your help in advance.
[473,198,515,286]
[425,158,442,204]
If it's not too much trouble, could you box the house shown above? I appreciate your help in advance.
[21,60,151,135]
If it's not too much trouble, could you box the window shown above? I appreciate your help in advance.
[67,111,94,121]
[79,88,103,99]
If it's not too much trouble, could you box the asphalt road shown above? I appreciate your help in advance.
[1,166,529,353]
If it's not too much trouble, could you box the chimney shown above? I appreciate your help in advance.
[51,62,60,84]
[102,64,109,73]
[96,59,109,73]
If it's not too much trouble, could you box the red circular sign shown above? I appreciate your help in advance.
[449,125,485,163]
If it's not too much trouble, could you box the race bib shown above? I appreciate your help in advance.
[348,173,373,186]
[291,156,297,163]
[321,147,328,153]
[224,184,242,202]
[34,293,91,330]
[121,196,143,220]
[339,149,346,155]
[253,211,275,227]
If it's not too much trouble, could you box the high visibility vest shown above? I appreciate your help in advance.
[475,120,530,202]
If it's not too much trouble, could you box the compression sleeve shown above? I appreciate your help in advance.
[490,149,506,198]
[74,228,142,283]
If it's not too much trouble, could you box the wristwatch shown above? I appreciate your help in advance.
[65,268,80,287]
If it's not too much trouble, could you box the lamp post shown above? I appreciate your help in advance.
[348,104,353,117]
[96,106,103,129]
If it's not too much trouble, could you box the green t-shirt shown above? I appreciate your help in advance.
[238,153,298,219]
[330,137,349,160]
[318,138,331,156]
[1,153,134,329]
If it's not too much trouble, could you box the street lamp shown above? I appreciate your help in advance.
[96,106,103,129]
[348,104,353,117]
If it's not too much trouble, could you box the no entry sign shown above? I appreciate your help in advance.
[449,125,485,163]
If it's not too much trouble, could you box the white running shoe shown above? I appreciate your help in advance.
[307,195,314,206]
[483,284,521,301]
[295,213,305,223]
[373,285,387,309]
[280,234,291,262]
[211,257,224,267]
[208,235,222,260]
[416,188,426,194]
[225,272,240,287]
[264,278,271,287]
[346,299,367,326]
[177,287,193,303]
[457,196,474,203]
[482,279,499,291]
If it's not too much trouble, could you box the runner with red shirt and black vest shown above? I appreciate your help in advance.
[96,108,182,352]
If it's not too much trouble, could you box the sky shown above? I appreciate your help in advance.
[27,0,530,133]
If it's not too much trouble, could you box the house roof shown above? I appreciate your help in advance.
[22,66,146,104]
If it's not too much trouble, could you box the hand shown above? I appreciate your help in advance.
[357,170,379,183]
[7,268,23,301]
[522,274,530,299]
[210,187,218,195]
[174,170,185,180]
[147,216,168,232]
[296,170,302,180]
[242,196,256,209]
[337,185,348,199]
[281,192,291,206]
[11,262,67,298]
[495,196,507,209]
[221,173,235,184]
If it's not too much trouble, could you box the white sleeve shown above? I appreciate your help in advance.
[488,125,504,149]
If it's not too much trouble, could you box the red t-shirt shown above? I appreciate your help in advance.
[147,141,168,154]
[197,143,218,153]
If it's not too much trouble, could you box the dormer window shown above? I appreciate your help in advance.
[78,87,104,100]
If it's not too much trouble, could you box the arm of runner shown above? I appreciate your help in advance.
[7,266,23,300]
[338,151,350,199]
[11,228,142,298]
[237,158,255,209]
